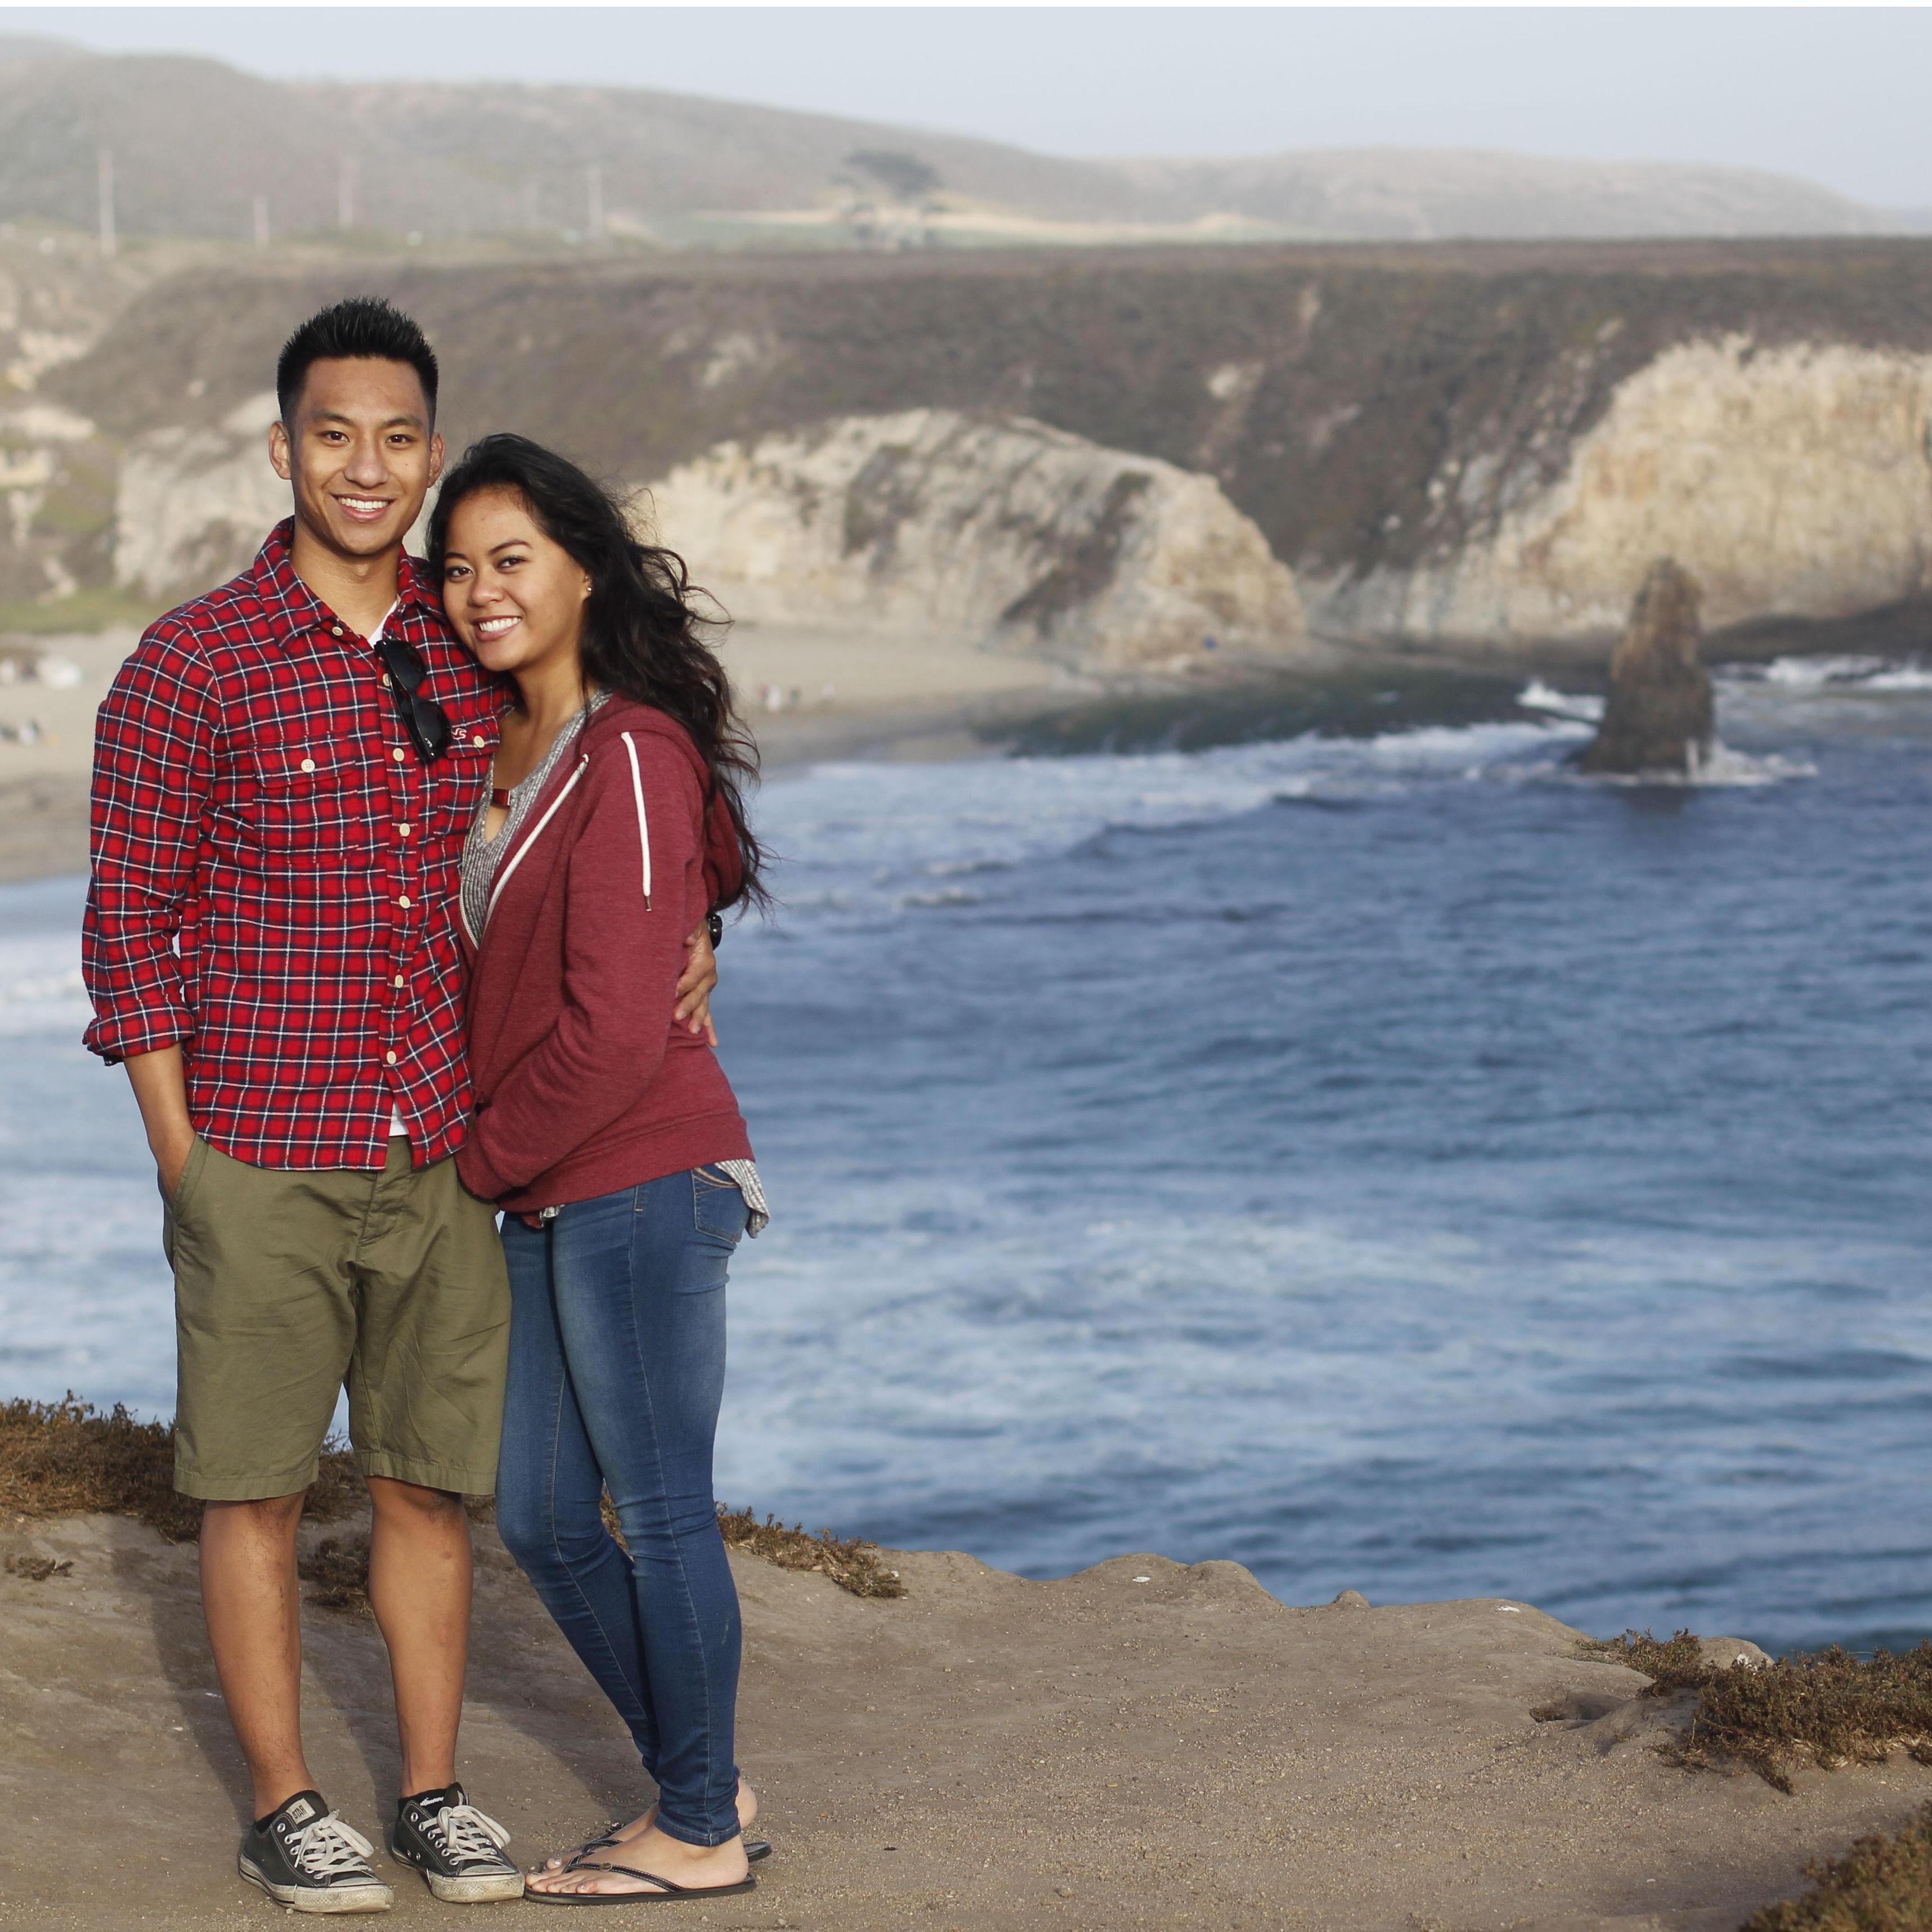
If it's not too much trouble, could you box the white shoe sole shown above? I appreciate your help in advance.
[239,1854,395,1913]
[419,1867,527,1903]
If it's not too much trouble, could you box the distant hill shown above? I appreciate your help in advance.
[1114,148,1899,243]
[0,34,1913,246]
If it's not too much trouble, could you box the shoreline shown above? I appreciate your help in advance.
[0,688,1090,889]
[1,618,1916,887]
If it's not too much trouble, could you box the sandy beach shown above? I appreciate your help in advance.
[2,1504,1925,1930]
[0,622,1078,885]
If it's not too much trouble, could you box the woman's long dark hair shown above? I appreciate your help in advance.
[428,433,765,909]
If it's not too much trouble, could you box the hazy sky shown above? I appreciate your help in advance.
[6,7,1929,208]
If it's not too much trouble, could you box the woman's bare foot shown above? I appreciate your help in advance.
[536,1782,757,1876]
[527,1823,750,1898]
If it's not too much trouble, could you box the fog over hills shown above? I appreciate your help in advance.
[0,33,1912,245]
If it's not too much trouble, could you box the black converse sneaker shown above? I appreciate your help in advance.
[238,1790,394,1913]
[388,1783,525,1902]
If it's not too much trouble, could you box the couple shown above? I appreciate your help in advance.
[83,297,765,1909]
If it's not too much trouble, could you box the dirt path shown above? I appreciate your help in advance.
[1,1510,1924,1930]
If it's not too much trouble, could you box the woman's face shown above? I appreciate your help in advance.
[440,486,592,682]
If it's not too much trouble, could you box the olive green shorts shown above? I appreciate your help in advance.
[163,1135,510,1501]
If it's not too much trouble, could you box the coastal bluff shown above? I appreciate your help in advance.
[643,407,1308,673]
[25,236,1932,664]
[4,1506,1927,1929]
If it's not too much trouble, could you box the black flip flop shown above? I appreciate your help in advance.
[542,1833,770,1874]
[527,1861,757,1905]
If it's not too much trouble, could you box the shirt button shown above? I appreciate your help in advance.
[471,733,486,747]
[392,747,407,763]
[396,823,411,837]
[385,1051,398,1066]
[393,975,405,989]
[397,894,411,909]
[299,757,316,773]
[330,625,344,638]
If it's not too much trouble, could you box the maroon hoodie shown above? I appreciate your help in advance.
[456,695,753,1212]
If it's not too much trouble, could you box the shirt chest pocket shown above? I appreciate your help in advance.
[241,736,365,853]
[433,718,501,836]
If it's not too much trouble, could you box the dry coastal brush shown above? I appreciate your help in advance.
[0,1395,362,1541]
[2,1396,906,1608]
[1580,1629,1932,1794]
[1740,1804,1932,1932]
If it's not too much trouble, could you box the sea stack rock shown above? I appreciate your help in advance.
[1580,558,1714,776]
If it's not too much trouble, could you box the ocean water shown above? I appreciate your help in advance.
[6,661,1932,1654]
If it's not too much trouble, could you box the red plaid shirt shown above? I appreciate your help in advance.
[83,521,506,1170]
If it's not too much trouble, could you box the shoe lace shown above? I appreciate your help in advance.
[288,1812,378,1882]
[426,1802,514,1868]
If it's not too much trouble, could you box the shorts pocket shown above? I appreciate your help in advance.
[160,1135,210,1213]
[159,1136,209,1267]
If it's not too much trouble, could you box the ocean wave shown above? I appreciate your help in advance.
[1721,653,1932,693]
[0,936,87,1036]
[757,719,1592,920]
[1517,679,1604,724]
[1498,738,1817,790]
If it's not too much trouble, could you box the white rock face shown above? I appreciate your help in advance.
[1320,337,1932,644]
[640,409,1307,671]
[112,391,437,599]
[114,392,289,599]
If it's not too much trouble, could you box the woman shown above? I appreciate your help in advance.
[432,434,769,1903]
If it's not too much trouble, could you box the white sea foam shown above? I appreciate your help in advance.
[1517,679,1604,723]
[1722,653,1932,693]
[1762,654,1889,688]
[1548,739,1818,789]
[1504,679,1815,788]
[0,934,88,1035]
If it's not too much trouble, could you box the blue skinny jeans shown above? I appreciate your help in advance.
[495,1167,749,1846]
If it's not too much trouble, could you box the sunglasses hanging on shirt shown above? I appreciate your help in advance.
[378,635,451,762]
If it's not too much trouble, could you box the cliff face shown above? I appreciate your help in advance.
[1320,335,1932,643]
[643,409,1306,670]
[40,239,1932,659]
[111,392,289,599]
[0,230,158,608]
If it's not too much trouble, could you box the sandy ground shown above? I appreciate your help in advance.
[0,624,1075,885]
[1,1508,1925,1931]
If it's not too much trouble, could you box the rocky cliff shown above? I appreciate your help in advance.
[1319,335,1932,646]
[0,228,161,609]
[642,409,1306,671]
[34,238,1932,661]
[110,391,289,600]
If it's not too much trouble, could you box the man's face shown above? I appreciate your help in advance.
[268,357,443,561]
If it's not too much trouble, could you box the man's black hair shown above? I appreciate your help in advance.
[275,296,439,424]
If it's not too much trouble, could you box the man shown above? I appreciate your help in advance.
[83,297,718,1913]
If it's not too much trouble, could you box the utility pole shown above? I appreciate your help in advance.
[97,147,115,259]
[338,157,356,232]
[253,194,270,249]
[585,164,604,245]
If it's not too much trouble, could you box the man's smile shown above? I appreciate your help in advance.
[334,494,396,521]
